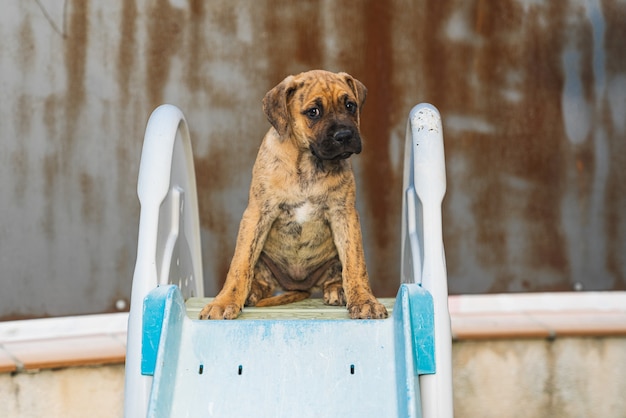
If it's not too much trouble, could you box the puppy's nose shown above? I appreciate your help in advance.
[333,129,353,144]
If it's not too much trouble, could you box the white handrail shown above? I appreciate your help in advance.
[124,104,204,418]
[402,103,454,418]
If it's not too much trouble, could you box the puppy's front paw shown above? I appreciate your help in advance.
[199,301,241,320]
[348,298,388,319]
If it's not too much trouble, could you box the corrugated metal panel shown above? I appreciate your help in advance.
[0,0,624,319]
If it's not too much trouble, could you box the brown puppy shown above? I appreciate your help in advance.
[199,70,388,320]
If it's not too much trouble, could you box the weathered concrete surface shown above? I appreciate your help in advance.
[1,364,125,418]
[3,338,626,417]
[453,338,626,418]
[0,0,625,318]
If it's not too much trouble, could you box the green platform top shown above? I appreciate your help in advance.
[185,297,396,320]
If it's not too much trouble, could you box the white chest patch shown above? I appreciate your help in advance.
[294,202,314,224]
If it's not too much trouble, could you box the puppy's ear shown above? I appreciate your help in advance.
[341,72,367,110]
[262,75,297,138]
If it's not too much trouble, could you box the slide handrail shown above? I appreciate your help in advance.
[124,104,204,418]
[401,103,454,418]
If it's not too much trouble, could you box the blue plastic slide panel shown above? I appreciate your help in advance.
[141,287,166,376]
[393,283,434,418]
[407,284,435,375]
[144,284,434,418]
[141,285,186,376]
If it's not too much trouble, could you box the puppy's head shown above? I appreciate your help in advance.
[263,70,367,161]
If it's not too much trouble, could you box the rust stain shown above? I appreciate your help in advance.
[604,0,626,73]
[114,0,142,223]
[42,154,59,241]
[42,96,60,242]
[194,149,269,289]
[185,3,258,290]
[116,0,137,105]
[14,95,32,202]
[18,17,35,69]
[412,0,583,293]
[11,145,28,202]
[185,0,206,93]
[145,0,184,108]
[195,152,231,285]
[10,1,625,322]
[263,0,322,78]
[63,0,88,146]
[602,0,626,289]
[43,95,59,145]
[16,94,32,138]
[357,1,398,296]
[484,1,569,292]
[209,2,237,34]
[79,172,103,224]
[293,3,322,65]
[116,247,132,294]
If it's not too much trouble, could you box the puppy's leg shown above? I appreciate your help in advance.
[245,259,276,306]
[199,203,275,320]
[332,209,388,319]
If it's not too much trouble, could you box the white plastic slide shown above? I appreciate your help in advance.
[124,103,453,418]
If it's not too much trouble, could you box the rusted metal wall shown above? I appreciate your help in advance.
[1,0,624,319]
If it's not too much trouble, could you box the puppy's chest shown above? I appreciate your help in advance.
[292,201,316,224]
[267,199,333,260]
[277,200,326,228]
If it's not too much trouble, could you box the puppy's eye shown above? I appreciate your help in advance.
[306,107,321,119]
[346,101,357,114]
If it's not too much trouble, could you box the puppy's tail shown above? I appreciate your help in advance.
[254,291,310,307]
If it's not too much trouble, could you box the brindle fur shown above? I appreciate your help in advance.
[199,70,388,320]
